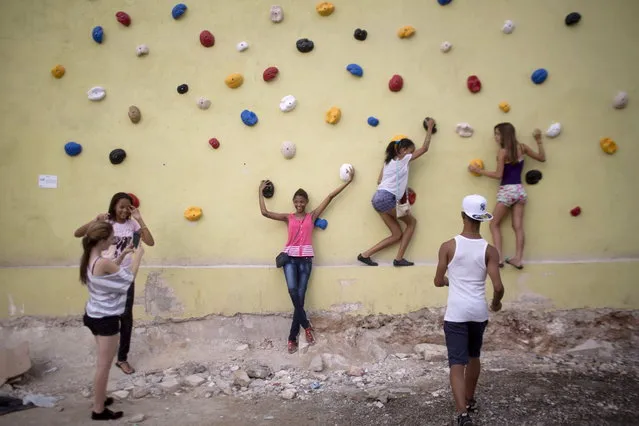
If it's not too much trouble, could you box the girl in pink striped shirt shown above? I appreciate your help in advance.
[258,170,354,354]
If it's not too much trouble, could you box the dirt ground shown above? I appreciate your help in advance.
[1,308,638,425]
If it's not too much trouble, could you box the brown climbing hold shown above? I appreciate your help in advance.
[128,106,141,124]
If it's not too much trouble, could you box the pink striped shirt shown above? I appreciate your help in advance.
[283,213,315,257]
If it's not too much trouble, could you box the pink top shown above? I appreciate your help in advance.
[283,213,314,257]
[101,219,140,269]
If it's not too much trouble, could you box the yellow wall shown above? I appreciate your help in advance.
[1,0,638,319]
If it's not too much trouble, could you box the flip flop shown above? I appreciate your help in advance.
[499,262,504,268]
[115,361,135,375]
[505,258,524,270]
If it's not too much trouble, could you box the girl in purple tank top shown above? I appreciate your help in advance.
[468,122,546,269]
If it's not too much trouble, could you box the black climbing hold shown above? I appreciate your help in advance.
[354,28,368,41]
[423,117,438,134]
[109,148,126,165]
[262,180,275,199]
[296,38,314,53]
[525,170,542,185]
[177,84,189,94]
[565,12,581,26]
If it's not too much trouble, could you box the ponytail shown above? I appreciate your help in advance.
[79,221,114,285]
[384,138,416,164]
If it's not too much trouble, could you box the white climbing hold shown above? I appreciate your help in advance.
[546,122,562,138]
[270,5,284,23]
[87,86,106,101]
[136,44,149,57]
[279,95,297,112]
[612,91,628,109]
[197,97,211,110]
[455,123,474,138]
[502,20,515,34]
[280,141,296,159]
[440,41,452,53]
[236,41,249,52]
[339,163,354,182]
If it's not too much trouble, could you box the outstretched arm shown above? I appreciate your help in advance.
[311,168,355,221]
[434,240,453,287]
[258,181,288,222]
[410,118,436,162]
[523,129,546,162]
[470,149,506,180]
[74,213,109,238]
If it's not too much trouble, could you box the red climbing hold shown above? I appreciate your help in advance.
[209,138,220,149]
[128,193,140,208]
[467,75,482,93]
[263,66,279,82]
[200,30,215,47]
[570,206,581,217]
[116,11,131,27]
[389,74,403,92]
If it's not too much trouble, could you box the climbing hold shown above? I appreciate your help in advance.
[391,134,408,142]
[388,75,403,92]
[438,0,452,5]
[456,123,474,138]
[280,141,296,159]
[184,206,203,221]
[440,41,452,53]
[367,117,379,127]
[346,64,363,77]
[87,87,106,101]
[502,20,515,34]
[270,5,284,23]
[407,188,416,205]
[200,30,215,47]
[177,84,189,94]
[263,67,279,82]
[467,75,481,93]
[468,159,484,176]
[531,68,548,85]
[316,2,335,16]
[172,3,187,19]
[279,95,297,112]
[499,102,511,113]
[128,193,140,208]
[115,11,131,27]
[241,110,258,126]
[64,142,82,157]
[565,12,581,26]
[599,137,618,155]
[422,117,438,134]
[525,170,542,185]
[208,138,220,149]
[570,206,581,217]
[325,107,342,125]
[225,73,244,89]
[128,106,141,124]
[314,218,328,230]
[613,91,628,109]
[197,97,211,110]
[51,65,65,79]
[397,26,416,39]
[296,38,314,53]
[339,163,354,182]
[262,180,275,198]
[109,149,126,165]
[92,26,104,44]
[236,41,249,52]
[136,44,149,56]
[546,122,561,138]
[354,28,367,41]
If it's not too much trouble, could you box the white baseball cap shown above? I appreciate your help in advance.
[462,194,493,221]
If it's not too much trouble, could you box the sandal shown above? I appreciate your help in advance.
[115,361,135,375]
[505,258,523,270]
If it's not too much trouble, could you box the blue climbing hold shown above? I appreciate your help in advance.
[241,110,258,126]
[64,142,82,157]
[438,0,452,5]
[346,64,363,77]
[314,218,328,230]
[531,68,548,85]
[367,117,379,127]
[92,26,104,44]
[172,3,187,19]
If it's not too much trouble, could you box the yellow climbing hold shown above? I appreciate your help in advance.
[397,26,416,39]
[325,107,341,124]
[225,73,244,89]
[316,2,335,16]
[184,206,203,221]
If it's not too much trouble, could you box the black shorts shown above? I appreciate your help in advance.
[444,320,488,366]
[83,312,120,337]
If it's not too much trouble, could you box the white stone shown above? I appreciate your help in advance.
[235,344,249,351]
[158,378,180,393]
[613,91,628,109]
[279,95,297,112]
[413,343,447,361]
[111,390,129,400]
[185,374,205,387]
[546,122,562,138]
[270,5,283,23]
[232,370,251,388]
[87,86,106,101]
[339,164,354,182]
[236,41,249,52]
[280,389,296,400]
[440,41,452,53]
[455,123,474,138]
[309,355,324,372]
[127,414,146,423]
[80,388,91,398]
[502,20,515,34]
[197,97,211,110]
[280,141,296,159]
[136,44,149,56]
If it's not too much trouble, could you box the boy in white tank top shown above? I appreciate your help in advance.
[434,195,505,426]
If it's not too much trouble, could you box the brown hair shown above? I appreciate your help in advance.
[494,122,520,165]
[79,221,113,285]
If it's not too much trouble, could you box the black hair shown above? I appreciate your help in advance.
[461,212,481,226]
[293,188,309,201]
[384,138,415,164]
[107,192,133,219]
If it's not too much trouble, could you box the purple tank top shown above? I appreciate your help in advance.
[501,159,524,185]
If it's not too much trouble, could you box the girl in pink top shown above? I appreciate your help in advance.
[258,171,355,354]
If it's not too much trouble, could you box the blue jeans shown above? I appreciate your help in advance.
[283,257,313,341]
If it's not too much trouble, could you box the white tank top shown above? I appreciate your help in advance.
[444,235,489,323]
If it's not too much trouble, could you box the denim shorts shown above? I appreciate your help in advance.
[371,190,396,213]
[444,320,488,366]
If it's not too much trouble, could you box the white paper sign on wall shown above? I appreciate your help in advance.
[38,175,58,189]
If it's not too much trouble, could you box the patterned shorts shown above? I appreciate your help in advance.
[497,184,528,207]
[371,190,396,213]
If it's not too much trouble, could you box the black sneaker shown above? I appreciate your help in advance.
[456,413,473,425]
[357,254,378,266]
[466,398,478,413]
[393,258,414,267]
[91,408,123,421]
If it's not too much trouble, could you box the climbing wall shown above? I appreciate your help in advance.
[0,0,637,267]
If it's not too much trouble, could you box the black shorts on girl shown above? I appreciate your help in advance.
[83,312,120,336]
